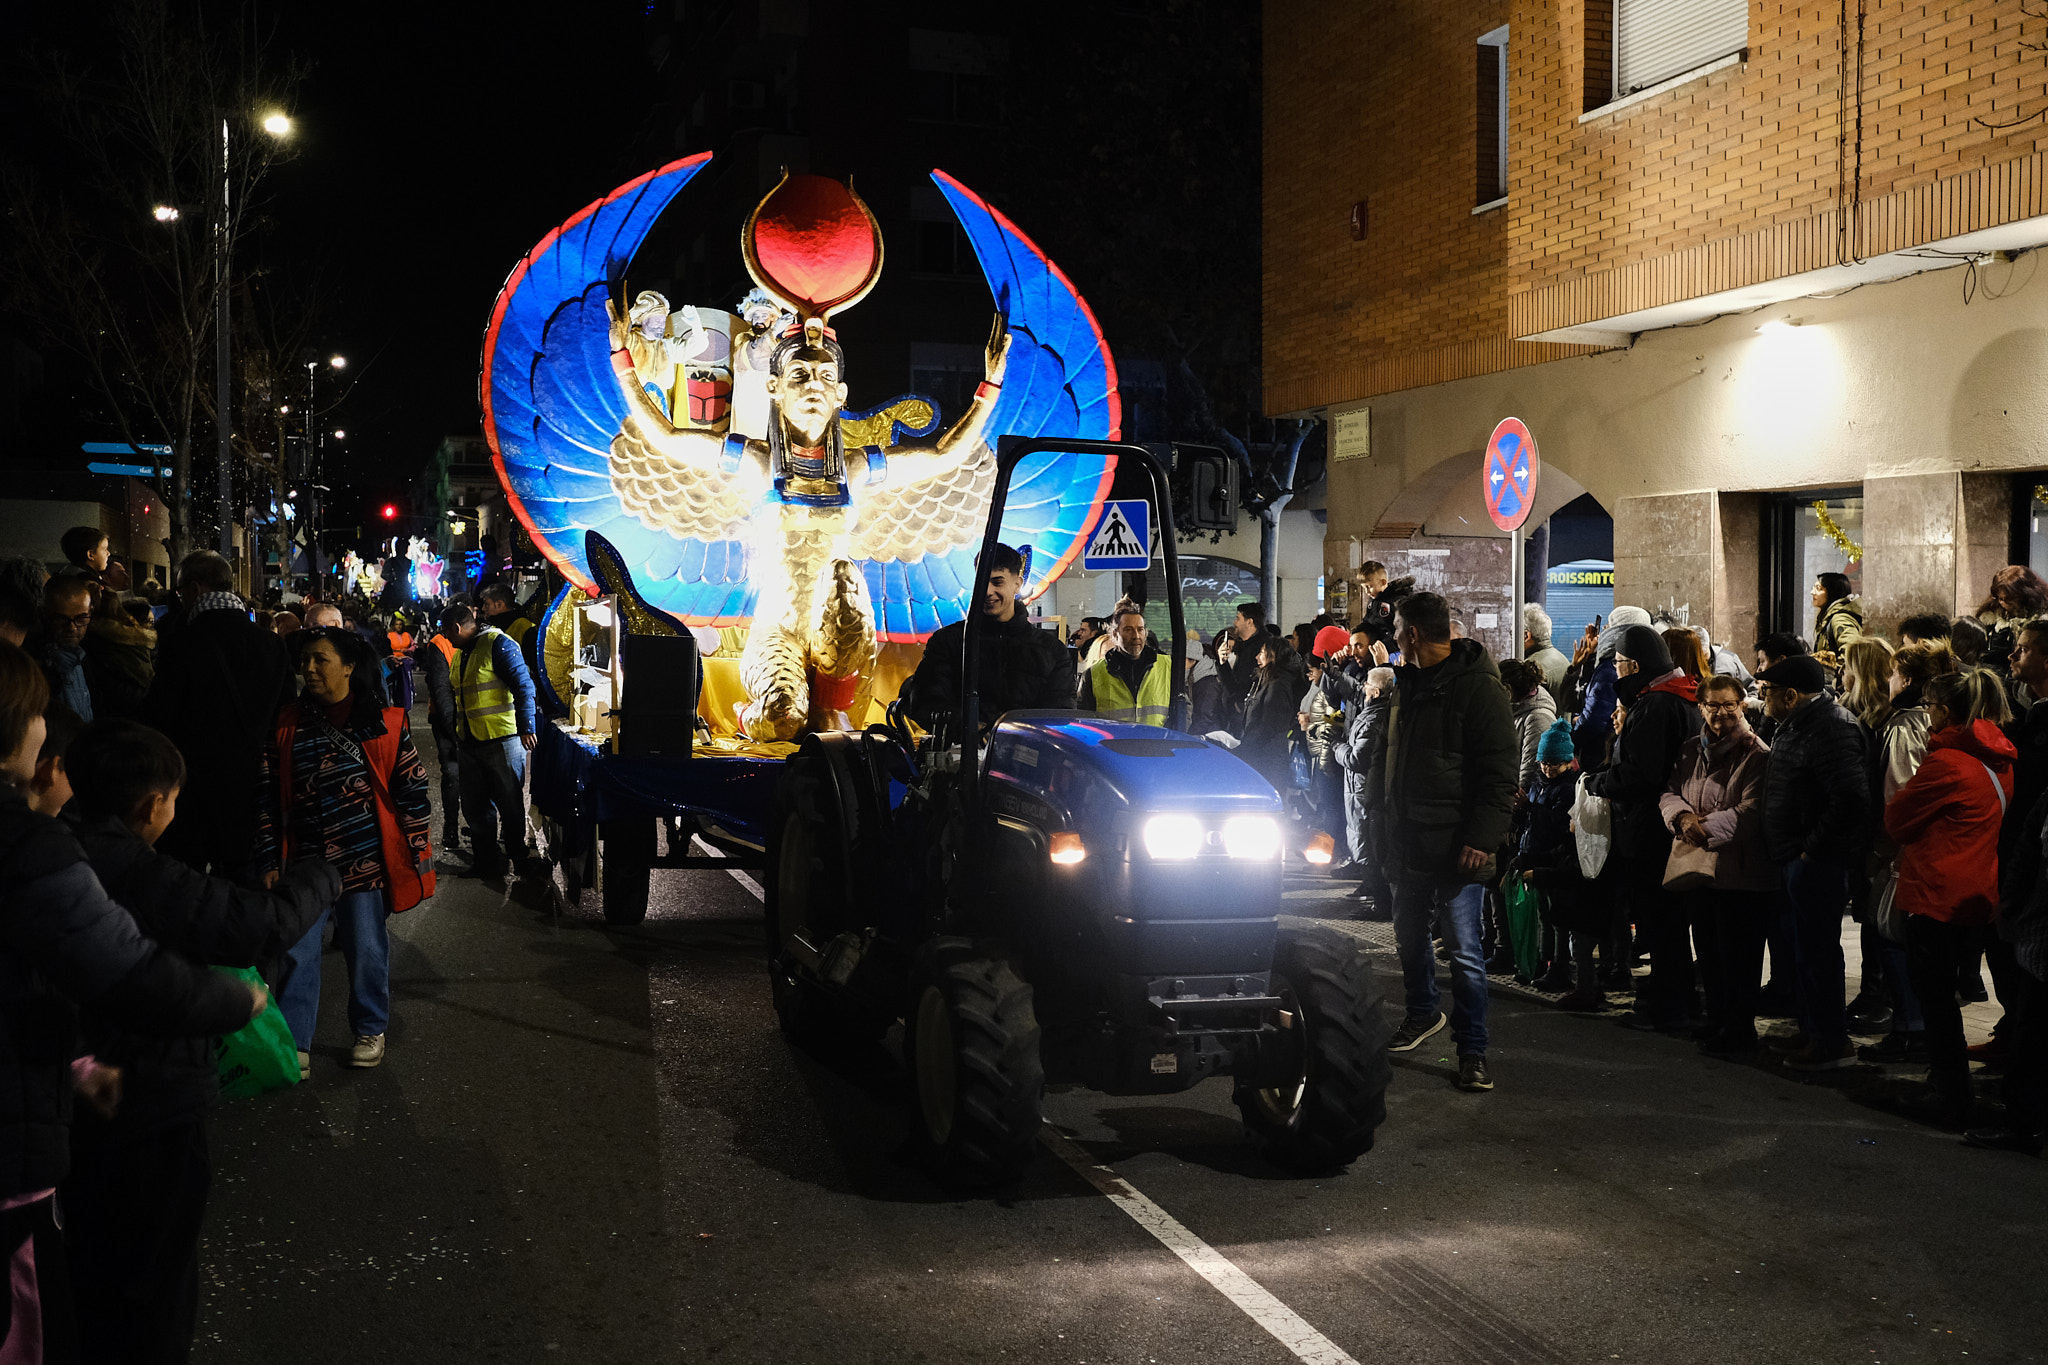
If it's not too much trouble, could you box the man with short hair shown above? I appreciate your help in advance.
[1898,613,1951,648]
[453,602,538,878]
[37,576,97,723]
[1211,601,1266,718]
[302,602,343,631]
[1756,653,1871,1072]
[1355,561,1394,650]
[902,543,1073,734]
[1079,606,1175,726]
[1381,591,1517,1093]
[420,604,470,853]
[479,582,538,673]
[1522,603,1569,699]
[145,550,292,880]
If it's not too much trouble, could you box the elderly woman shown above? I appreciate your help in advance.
[1499,657,1556,792]
[258,628,434,1075]
[1659,673,1775,1053]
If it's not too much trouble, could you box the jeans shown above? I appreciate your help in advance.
[1875,932,1924,1033]
[458,735,528,868]
[1781,857,1852,1047]
[280,887,391,1046]
[1391,876,1490,1056]
[1904,914,1973,1105]
[1687,887,1770,1040]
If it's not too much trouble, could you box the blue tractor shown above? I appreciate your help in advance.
[766,438,1393,1185]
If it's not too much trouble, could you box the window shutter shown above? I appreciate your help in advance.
[1613,0,1746,98]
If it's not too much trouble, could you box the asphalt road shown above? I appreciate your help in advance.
[196,776,2048,1363]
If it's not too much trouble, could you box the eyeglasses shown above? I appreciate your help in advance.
[1701,701,1743,713]
[49,611,91,629]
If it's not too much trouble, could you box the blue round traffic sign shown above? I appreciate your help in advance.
[1483,417,1539,533]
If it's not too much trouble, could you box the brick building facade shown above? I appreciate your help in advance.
[1270,0,2048,652]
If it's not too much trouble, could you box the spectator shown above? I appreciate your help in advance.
[26,701,81,817]
[1572,605,1651,769]
[419,605,467,853]
[0,565,40,648]
[1354,562,1394,650]
[1692,625,1754,689]
[1214,601,1266,713]
[1078,606,1175,726]
[1330,663,1397,914]
[1522,603,1570,700]
[0,642,264,1364]
[1236,635,1308,790]
[1664,626,1710,689]
[1381,591,1517,1093]
[1841,637,1896,731]
[58,525,130,593]
[1586,624,1703,1031]
[1811,571,1866,675]
[1977,565,2048,674]
[451,604,541,879]
[1299,651,1345,846]
[83,585,154,718]
[1885,669,2016,1128]
[1756,653,1872,1071]
[903,544,1074,738]
[145,550,293,882]
[1500,657,1556,791]
[1951,616,1989,668]
[478,582,537,673]
[1898,613,1952,647]
[1983,622,2048,1061]
[62,719,339,1364]
[1750,632,1811,745]
[1660,674,1775,1053]
[258,628,434,1072]
[1977,775,2048,1154]
[1186,638,1231,737]
[1068,617,1103,658]
[1514,720,1601,1005]
[273,609,301,637]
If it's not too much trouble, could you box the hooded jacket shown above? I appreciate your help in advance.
[1814,596,1866,660]
[1586,668,1702,858]
[1875,683,1933,807]
[1658,727,1775,892]
[1762,692,1873,865]
[1385,640,1518,881]
[1511,688,1558,790]
[1186,654,1232,737]
[1885,719,2017,925]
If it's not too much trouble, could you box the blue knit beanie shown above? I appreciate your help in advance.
[1535,718,1575,763]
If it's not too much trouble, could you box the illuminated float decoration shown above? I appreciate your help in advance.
[479,153,1119,740]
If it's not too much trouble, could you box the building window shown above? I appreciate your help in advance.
[1476,26,1508,207]
[1612,0,1747,100]
[909,341,984,423]
[1583,0,1614,112]
[909,180,978,278]
[907,28,1007,126]
[1763,489,1863,641]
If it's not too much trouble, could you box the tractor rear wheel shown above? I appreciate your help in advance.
[1234,922,1392,1174]
[600,818,654,925]
[905,939,1043,1187]
[764,755,888,1044]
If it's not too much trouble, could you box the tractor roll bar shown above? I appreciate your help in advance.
[958,437,1189,815]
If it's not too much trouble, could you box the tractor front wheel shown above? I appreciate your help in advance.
[904,939,1043,1187]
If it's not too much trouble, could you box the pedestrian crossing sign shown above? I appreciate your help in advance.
[1082,500,1151,570]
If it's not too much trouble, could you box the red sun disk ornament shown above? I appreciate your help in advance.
[742,172,884,321]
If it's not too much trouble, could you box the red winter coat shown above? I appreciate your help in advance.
[1884,719,2017,925]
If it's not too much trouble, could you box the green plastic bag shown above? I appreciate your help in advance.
[216,966,299,1099]
[1502,877,1544,982]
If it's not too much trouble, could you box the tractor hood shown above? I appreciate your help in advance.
[984,712,1281,822]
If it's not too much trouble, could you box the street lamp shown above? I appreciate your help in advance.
[333,429,346,440]
[151,204,181,223]
[329,355,346,370]
[216,108,296,556]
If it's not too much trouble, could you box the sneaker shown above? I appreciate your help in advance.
[1962,1125,2044,1156]
[1555,988,1608,1012]
[1857,1031,1929,1064]
[1456,1055,1494,1092]
[348,1034,386,1068]
[297,1049,311,1082]
[1847,1004,1894,1034]
[1388,1012,1447,1053]
[1783,1039,1858,1071]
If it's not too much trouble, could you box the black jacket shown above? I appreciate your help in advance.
[1384,640,1519,882]
[904,612,1075,733]
[420,635,459,739]
[2001,695,2048,861]
[0,789,256,1196]
[71,819,338,1138]
[1586,673,1702,858]
[145,607,292,875]
[1761,693,1872,865]
[1237,660,1308,786]
[1330,689,1393,807]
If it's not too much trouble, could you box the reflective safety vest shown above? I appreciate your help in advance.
[1089,653,1174,727]
[457,626,518,740]
[499,613,536,652]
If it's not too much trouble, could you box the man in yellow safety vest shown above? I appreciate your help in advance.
[453,602,538,878]
[1078,604,1175,726]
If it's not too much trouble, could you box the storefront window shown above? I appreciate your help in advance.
[1764,488,1863,640]
[1143,555,1261,644]
[2015,478,2048,581]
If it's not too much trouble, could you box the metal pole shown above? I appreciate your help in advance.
[215,116,233,559]
[1511,524,1525,666]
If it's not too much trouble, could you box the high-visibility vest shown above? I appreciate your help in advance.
[430,634,456,667]
[499,613,536,652]
[457,626,518,740]
[1089,653,1174,727]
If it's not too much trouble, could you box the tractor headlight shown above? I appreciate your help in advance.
[1222,815,1281,861]
[1142,814,1203,861]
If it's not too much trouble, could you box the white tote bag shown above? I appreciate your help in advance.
[1573,776,1614,879]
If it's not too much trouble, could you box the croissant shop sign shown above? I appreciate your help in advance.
[1482,417,1539,533]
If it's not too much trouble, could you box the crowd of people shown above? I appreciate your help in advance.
[0,527,542,1362]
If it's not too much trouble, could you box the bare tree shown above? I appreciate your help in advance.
[1,1,301,566]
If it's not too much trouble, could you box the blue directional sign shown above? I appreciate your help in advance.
[1082,499,1151,570]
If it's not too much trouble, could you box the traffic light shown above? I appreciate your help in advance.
[1177,444,1238,530]
[381,504,397,520]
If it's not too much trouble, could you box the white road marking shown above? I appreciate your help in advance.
[689,836,766,900]
[1040,1129,1361,1365]
[705,838,1357,1364]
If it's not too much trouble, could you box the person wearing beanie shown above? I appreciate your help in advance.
[1572,604,1652,770]
[1585,618,1703,1027]
[1512,719,1605,1003]
[1312,624,1352,665]
[1756,652,1872,1071]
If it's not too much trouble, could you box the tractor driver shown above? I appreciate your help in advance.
[1078,604,1174,726]
[902,543,1074,735]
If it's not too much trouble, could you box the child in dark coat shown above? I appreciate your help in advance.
[62,719,339,1365]
[1510,720,1607,1009]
